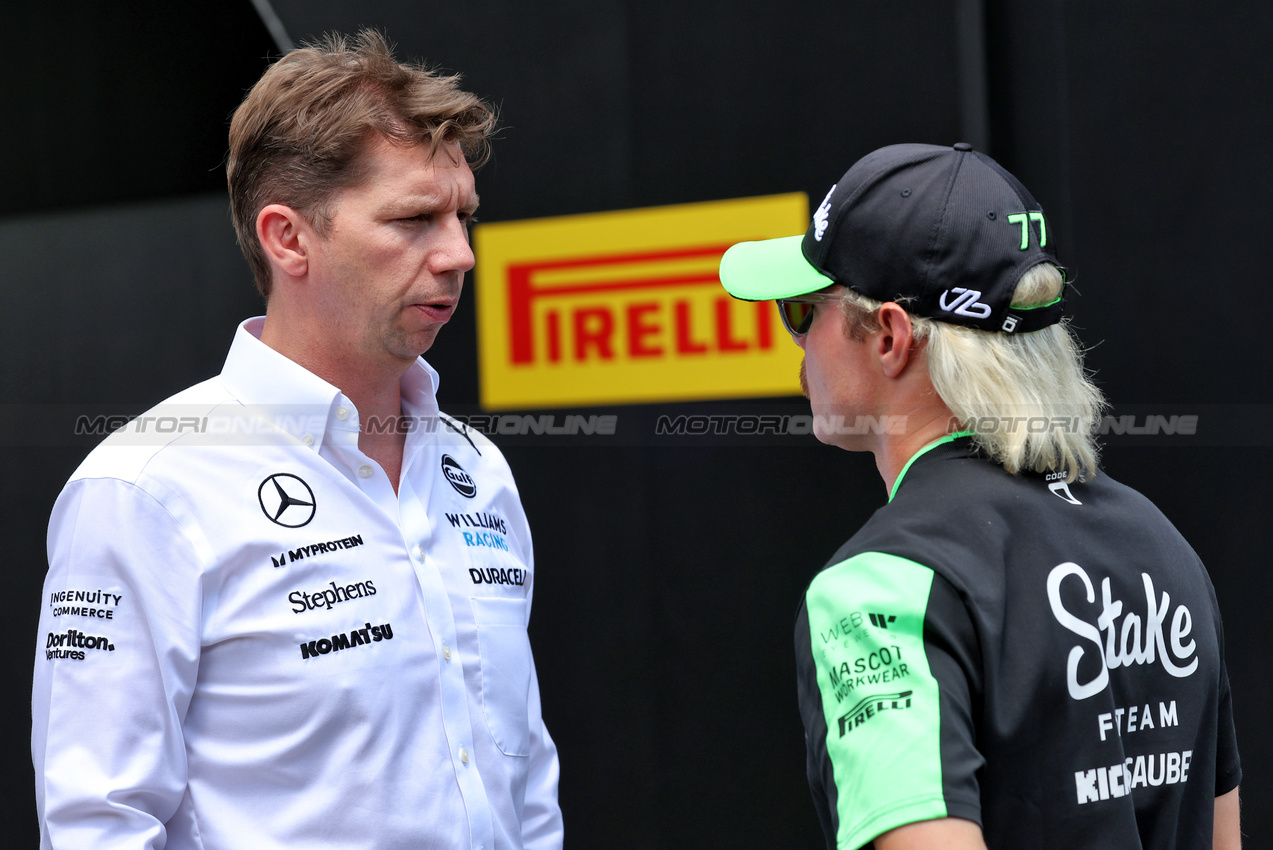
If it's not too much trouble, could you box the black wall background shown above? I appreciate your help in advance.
[3,2,1269,846]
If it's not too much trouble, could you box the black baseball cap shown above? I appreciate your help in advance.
[719,142,1065,334]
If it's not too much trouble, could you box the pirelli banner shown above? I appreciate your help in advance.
[474,193,809,410]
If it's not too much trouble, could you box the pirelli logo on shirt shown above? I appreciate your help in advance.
[473,193,809,409]
[837,690,914,737]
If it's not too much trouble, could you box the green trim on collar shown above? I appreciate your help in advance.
[888,431,976,503]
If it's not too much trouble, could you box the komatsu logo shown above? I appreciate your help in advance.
[300,622,394,660]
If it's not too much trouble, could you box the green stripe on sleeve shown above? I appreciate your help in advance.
[805,552,947,848]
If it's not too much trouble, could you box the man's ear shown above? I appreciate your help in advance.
[256,204,310,280]
[874,302,917,379]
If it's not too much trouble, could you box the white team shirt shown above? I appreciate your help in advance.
[32,318,562,850]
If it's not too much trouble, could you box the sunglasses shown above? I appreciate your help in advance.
[776,291,845,337]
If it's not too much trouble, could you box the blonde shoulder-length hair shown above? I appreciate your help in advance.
[840,263,1106,482]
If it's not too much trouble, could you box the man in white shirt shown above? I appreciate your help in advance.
[32,30,563,850]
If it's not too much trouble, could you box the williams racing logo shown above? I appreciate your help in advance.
[837,690,914,737]
[258,473,316,528]
[441,455,477,498]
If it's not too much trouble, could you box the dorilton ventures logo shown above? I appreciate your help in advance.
[441,455,477,498]
[258,473,317,528]
[45,629,116,661]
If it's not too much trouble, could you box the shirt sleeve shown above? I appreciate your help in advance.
[795,552,983,849]
[1211,595,1242,796]
[33,476,205,849]
[520,651,564,849]
[504,481,563,849]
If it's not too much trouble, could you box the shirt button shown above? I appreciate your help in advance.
[442,644,451,661]
[358,464,372,478]
[335,406,350,420]
[414,546,424,560]
[302,434,314,446]
[459,747,470,764]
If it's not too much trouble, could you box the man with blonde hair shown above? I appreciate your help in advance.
[33,31,562,849]
[719,143,1240,849]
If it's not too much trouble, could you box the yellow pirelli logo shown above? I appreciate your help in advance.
[474,193,808,409]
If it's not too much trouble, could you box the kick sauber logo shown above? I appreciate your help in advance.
[474,193,809,409]
[258,473,316,528]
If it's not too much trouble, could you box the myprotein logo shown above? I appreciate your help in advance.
[258,473,316,528]
[441,455,477,498]
[938,287,992,319]
[1046,563,1199,700]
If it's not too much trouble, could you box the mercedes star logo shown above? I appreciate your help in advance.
[258,473,317,527]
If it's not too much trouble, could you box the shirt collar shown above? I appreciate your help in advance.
[887,431,977,502]
[219,317,442,452]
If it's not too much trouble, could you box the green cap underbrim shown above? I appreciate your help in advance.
[718,234,834,301]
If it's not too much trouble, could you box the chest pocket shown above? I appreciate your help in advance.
[471,596,531,757]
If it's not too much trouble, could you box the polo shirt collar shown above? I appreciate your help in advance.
[219,317,442,452]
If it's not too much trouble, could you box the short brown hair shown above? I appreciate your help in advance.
[227,29,497,298]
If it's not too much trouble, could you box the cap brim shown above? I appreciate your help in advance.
[718,234,834,301]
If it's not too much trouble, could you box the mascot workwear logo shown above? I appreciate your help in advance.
[258,473,316,528]
[938,287,992,319]
[813,185,836,241]
[1046,562,1199,701]
[441,455,477,498]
